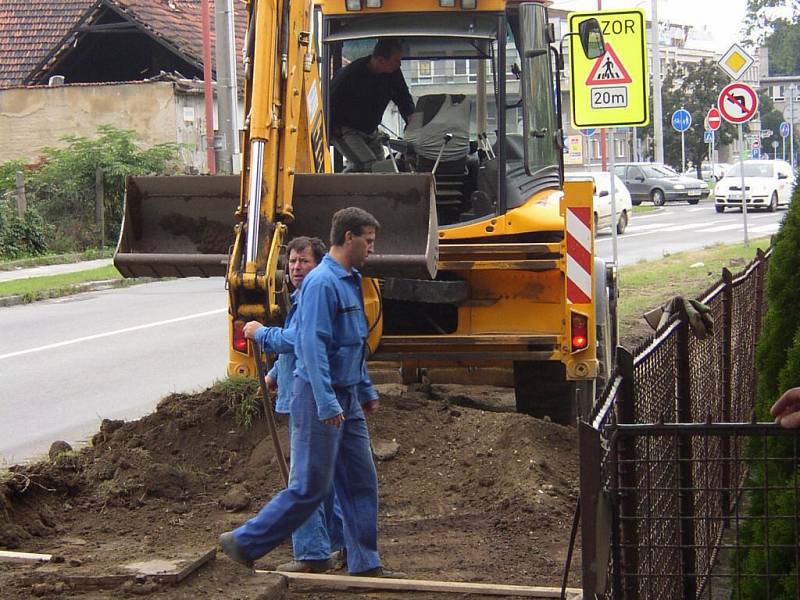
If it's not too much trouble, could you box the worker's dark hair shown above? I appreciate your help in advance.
[372,38,403,60]
[330,207,380,247]
[287,236,326,264]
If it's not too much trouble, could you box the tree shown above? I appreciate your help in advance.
[644,60,736,175]
[758,90,786,160]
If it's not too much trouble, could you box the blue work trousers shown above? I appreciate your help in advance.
[233,378,381,573]
[288,413,345,560]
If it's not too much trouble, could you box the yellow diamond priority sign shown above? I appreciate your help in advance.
[569,10,649,129]
[717,43,754,81]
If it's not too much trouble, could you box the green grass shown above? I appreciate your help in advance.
[0,248,113,271]
[0,265,123,302]
[632,205,659,214]
[618,237,772,334]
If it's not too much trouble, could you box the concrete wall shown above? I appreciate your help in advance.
[0,81,180,167]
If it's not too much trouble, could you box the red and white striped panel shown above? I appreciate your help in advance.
[566,207,592,304]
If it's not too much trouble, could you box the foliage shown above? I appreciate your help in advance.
[215,377,263,428]
[758,90,788,160]
[0,202,50,259]
[737,180,800,599]
[641,60,736,175]
[0,126,178,258]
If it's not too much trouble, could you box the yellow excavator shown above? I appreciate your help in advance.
[114,0,612,424]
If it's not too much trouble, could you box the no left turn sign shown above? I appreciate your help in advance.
[718,82,759,124]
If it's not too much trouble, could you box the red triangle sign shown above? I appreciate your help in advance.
[586,43,633,86]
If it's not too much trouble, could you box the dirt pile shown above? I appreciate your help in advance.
[0,383,580,599]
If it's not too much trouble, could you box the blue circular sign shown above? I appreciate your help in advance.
[579,128,597,137]
[672,109,692,132]
[780,122,791,138]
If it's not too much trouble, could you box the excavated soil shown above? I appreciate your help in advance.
[0,383,581,599]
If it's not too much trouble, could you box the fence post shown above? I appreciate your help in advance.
[676,301,697,598]
[580,422,604,597]
[616,347,638,599]
[95,167,105,248]
[15,171,26,218]
[754,248,767,344]
[721,268,733,519]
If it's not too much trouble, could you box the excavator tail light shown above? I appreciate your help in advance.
[233,320,248,353]
[439,0,456,7]
[571,312,589,352]
[365,0,382,6]
[461,0,477,8]
[346,0,362,10]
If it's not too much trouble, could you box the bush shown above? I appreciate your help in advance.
[0,125,178,257]
[0,202,50,259]
[737,172,800,598]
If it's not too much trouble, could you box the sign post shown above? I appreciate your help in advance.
[780,121,790,162]
[718,81,759,245]
[707,107,721,179]
[672,107,692,173]
[569,9,650,268]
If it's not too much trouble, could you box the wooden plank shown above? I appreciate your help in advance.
[0,550,53,564]
[256,570,581,598]
[122,548,216,583]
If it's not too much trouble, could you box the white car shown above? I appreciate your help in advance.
[714,160,795,213]
[565,171,633,234]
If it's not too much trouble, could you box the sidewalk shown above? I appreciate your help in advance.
[0,258,113,282]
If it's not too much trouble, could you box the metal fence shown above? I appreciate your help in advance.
[579,248,800,599]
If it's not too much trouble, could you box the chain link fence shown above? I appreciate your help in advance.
[579,248,800,599]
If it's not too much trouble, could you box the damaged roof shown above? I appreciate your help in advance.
[0,0,248,87]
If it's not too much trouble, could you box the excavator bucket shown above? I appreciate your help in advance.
[114,175,239,278]
[292,173,438,279]
[114,172,437,280]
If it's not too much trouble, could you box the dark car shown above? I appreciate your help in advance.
[612,163,709,205]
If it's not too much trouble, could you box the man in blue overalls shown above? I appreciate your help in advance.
[242,236,344,573]
[220,207,403,578]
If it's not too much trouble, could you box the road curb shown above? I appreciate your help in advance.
[0,278,157,308]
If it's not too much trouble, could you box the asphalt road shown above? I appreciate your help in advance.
[596,198,785,265]
[0,278,228,466]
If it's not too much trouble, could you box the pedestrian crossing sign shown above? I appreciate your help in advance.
[586,44,632,85]
[569,9,650,128]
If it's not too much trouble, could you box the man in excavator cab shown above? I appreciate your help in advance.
[330,38,415,172]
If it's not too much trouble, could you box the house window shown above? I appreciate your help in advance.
[418,60,433,81]
[773,85,785,101]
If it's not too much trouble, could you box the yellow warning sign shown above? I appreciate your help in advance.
[569,9,649,128]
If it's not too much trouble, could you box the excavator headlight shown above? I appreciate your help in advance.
[345,0,362,10]
[439,0,456,7]
[461,0,477,8]
[365,0,382,7]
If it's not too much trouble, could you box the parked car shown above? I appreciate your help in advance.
[565,171,633,234]
[683,163,728,182]
[613,162,710,205]
[714,160,795,213]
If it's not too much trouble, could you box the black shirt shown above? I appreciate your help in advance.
[330,56,415,134]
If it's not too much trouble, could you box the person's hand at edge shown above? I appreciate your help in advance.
[770,387,800,429]
[323,413,345,428]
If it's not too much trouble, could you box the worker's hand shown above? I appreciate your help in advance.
[362,399,380,415]
[771,387,800,429]
[265,374,277,391]
[243,321,264,340]
[323,413,345,428]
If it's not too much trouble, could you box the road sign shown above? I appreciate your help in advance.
[780,122,791,138]
[569,9,649,128]
[706,107,722,131]
[672,109,692,132]
[704,131,713,144]
[752,139,761,150]
[579,128,597,137]
[718,82,759,124]
[717,43,755,81]
[761,129,773,138]
[752,148,761,159]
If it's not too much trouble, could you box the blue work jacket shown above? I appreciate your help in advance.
[254,291,299,414]
[294,254,378,420]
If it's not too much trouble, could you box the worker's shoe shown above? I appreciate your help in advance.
[218,531,254,569]
[331,548,347,570]
[275,558,334,573]
[351,566,407,579]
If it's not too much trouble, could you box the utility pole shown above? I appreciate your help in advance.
[214,0,240,174]
[791,84,796,170]
[599,0,607,170]
[651,0,664,163]
[201,0,216,174]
